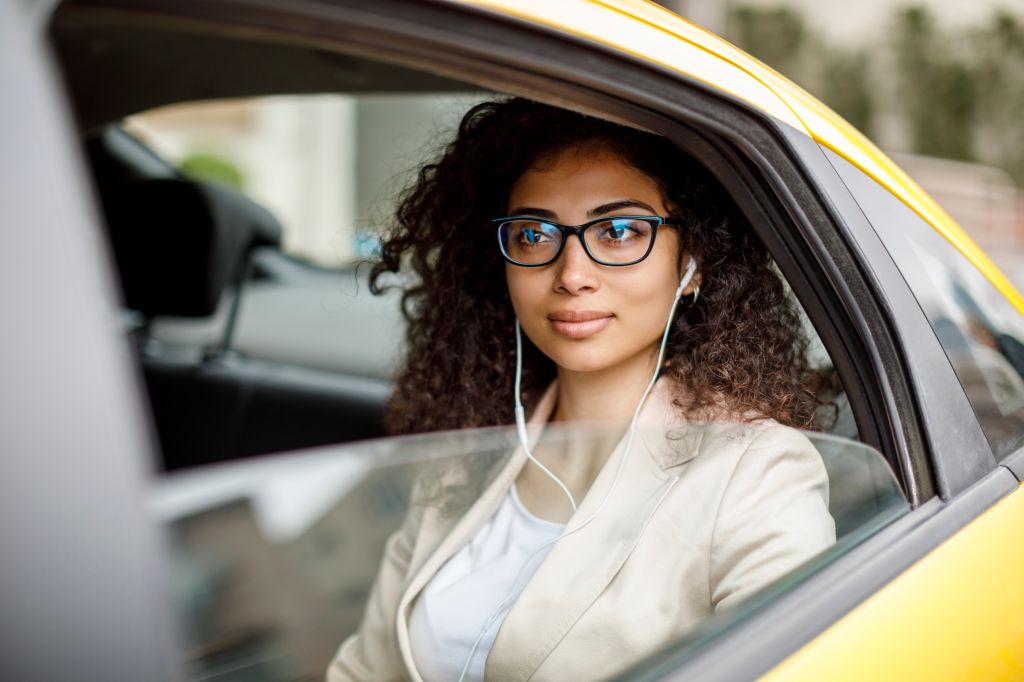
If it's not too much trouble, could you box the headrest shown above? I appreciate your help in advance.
[105,178,282,317]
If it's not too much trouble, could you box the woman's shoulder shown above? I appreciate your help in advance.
[698,418,830,512]
[659,411,823,479]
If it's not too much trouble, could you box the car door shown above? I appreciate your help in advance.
[752,138,1024,681]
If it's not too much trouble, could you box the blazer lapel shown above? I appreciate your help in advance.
[484,380,698,682]
[394,383,559,681]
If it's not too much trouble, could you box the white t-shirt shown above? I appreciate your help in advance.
[408,484,566,682]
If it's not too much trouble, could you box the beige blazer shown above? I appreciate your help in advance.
[328,379,835,681]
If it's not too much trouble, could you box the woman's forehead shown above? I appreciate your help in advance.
[527,139,624,171]
[508,146,666,215]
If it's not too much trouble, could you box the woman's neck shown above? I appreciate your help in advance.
[552,345,660,424]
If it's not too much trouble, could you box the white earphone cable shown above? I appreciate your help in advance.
[515,320,578,514]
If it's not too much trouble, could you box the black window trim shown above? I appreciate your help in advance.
[812,145,996,499]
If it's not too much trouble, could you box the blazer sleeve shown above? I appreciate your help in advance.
[708,424,836,612]
[327,487,427,682]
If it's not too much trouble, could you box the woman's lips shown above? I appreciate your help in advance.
[547,311,614,339]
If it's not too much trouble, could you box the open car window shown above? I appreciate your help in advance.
[152,425,908,681]
[124,93,488,268]
[85,88,858,472]
[99,91,492,380]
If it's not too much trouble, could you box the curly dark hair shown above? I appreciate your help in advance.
[370,97,829,434]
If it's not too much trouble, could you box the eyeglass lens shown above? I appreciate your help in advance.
[499,218,655,265]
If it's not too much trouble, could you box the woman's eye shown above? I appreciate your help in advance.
[599,222,640,241]
[518,227,552,245]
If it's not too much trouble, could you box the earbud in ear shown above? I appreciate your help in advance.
[676,257,698,297]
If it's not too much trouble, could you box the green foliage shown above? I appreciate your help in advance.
[730,6,810,84]
[179,153,245,190]
[727,3,1024,183]
[892,6,976,161]
[727,5,874,136]
[970,11,1024,183]
[819,50,875,137]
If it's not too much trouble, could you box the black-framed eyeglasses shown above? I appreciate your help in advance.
[493,215,682,267]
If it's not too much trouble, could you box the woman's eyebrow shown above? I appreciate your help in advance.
[508,207,557,218]
[507,200,657,220]
[587,199,657,217]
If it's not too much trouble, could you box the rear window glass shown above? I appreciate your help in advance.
[126,93,486,267]
[827,149,1024,459]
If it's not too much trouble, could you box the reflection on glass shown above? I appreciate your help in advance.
[821,147,1024,461]
[909,240,1024,457]
[151,425,906,682]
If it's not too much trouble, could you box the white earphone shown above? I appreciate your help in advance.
[456,257,699,681]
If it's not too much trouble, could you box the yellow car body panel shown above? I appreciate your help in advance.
[455,0,1024,315]
[760,483,1024,680]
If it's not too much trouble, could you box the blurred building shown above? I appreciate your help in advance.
[128,93,482,267]
[657,0,1024,290]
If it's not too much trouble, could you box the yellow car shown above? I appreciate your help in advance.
[3,0,1022,680]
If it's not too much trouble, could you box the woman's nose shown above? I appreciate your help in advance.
[553,235,600,294]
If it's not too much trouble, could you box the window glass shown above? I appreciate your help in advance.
[91,93,492,468]
[127,93,486,267]
[111,92,492,380]
[152,424,907,681]
[826,148,1024,460]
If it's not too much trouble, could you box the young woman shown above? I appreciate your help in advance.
[329,98,836,681]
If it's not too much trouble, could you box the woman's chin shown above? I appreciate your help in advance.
[535,333,662,377]
[544,345,623,375]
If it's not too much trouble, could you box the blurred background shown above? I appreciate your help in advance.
[125,1,1024,287]
[661,0,1024,286]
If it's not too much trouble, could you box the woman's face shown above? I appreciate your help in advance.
[505,144,697,377]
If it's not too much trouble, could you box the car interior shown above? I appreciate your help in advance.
[88,126,394,469]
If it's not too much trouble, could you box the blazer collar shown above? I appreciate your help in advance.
[633,377,704,472]
[484,378,692,681]
[394,385,556,681]
[527,377,706,473]
[394,377,702,681]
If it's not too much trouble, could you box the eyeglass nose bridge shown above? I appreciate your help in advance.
[547,220,654,266]
[558,224,590,258]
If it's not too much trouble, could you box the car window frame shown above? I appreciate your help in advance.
[822,147,1017,479]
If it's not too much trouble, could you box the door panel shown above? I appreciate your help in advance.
[762,478,1024,681]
